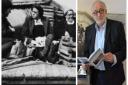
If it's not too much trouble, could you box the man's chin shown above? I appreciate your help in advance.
[96,19,105,25]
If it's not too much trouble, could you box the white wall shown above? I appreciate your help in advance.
[78,0,126,14]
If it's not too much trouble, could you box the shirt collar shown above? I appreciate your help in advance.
[34,18,43,25]
[95,20,107,31]
[66,19,75,25]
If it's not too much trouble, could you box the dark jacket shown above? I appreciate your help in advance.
[84,19,126,85]
[65,19,76,42]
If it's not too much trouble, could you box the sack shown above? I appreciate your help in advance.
[58,36,73,59]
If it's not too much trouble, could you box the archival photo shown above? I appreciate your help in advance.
[77,0,126,85]
[2,0,76,84]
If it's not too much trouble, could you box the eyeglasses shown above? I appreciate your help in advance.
[92,8,106,15]
[67,13,74,16]
[32,11,38,14]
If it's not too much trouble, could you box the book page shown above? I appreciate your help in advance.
[88,48,104,68]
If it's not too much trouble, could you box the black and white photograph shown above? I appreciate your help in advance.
[2,0,76,84]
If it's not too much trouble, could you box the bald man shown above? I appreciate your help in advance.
[82,1,126,85]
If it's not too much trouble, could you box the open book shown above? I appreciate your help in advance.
[78,48,104,69]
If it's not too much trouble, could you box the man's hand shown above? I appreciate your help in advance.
[104,52,114,63]
[81,64,90,70]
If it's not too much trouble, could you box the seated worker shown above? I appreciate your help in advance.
[22,5,53,62]
[47,9,76,64]
[64,9,76,58]
[64,9,76,43]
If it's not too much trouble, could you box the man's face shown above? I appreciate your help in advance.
[31,8,39,19]
[66,10,74,22]
[92,2,107,25]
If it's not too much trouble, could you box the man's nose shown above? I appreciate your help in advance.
[97,13,101,17]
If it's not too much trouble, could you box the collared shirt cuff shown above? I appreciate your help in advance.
[112,54,117,66]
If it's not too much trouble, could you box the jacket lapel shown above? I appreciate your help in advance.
[104,19,113,69]
[104,19,111,52]
[90,24,96,54]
